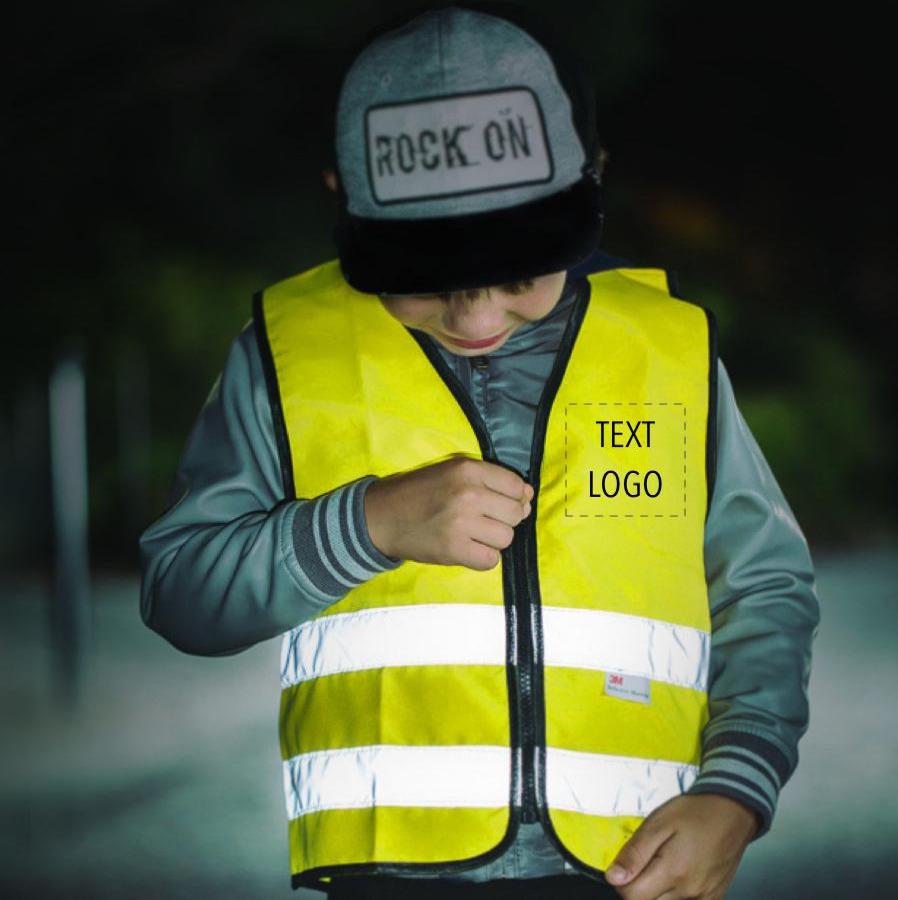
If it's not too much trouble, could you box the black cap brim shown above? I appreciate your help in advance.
[333,175,604,295]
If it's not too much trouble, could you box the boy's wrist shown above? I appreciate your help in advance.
[687,780,772,842]
[362,475,401,562]
[720,795,763,840]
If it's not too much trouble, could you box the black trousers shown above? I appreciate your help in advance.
[323,874,619,899]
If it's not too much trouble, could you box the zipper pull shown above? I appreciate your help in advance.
[471,355,489,370]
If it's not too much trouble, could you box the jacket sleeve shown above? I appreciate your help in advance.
[138,318,402,657]
[684,357,821,840]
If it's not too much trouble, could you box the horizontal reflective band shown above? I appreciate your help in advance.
[541,606,709,692]
[281,604,506,688]
[281,604,709,692]
[283,744,510,819]
[546,747,699,817]
[283,744,698,820]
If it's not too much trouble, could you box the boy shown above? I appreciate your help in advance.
[139,3,820,898]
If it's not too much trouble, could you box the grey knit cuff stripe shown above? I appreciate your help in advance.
[703,746,784,793]
[695,756,779,810]
[321,479,392,584]
[703,730,793,784]
[351,475,404,568]
[335,478,380,573]
[291,477,402,599]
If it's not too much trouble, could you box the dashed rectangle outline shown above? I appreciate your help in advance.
[564,402,687,518]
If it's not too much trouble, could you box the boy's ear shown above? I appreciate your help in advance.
[323,168,340,193]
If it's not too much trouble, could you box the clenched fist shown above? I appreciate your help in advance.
[364,456,535,570]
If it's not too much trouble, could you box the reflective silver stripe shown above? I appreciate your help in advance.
[282,744,510,819]
[280,603,506,688]
[542,606,709,691]
[282,744,697,820]
[546,747,698,817]
[281,604,709,692]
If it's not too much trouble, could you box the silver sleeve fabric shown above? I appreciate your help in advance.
[685,361,821,840]
[138,320,401,658]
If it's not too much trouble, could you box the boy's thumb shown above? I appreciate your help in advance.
[605,863,633,884]
[605,825,665,886]
[605,862,632,886]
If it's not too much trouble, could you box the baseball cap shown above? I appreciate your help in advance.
[331,2,605,296]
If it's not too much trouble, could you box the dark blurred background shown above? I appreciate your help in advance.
[2,1,896,897]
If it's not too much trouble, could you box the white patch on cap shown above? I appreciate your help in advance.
[365,88,553,204]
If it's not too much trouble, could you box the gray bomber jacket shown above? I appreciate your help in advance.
[139,257,820,881]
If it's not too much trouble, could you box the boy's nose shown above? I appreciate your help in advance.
[443,298,505,337]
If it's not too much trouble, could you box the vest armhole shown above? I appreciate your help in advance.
[665,268,682,299]
[704,305,719,518]
[252,289,296,499]
[664,269,718,519]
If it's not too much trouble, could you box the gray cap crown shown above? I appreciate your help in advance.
[335,5,587,220]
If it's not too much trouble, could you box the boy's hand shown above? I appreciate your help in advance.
[603,793,760,900]
[364,457,534,570]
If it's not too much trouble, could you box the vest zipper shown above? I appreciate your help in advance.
[513,533,538,822]
[516,278,590,825]
[467,349,539,819]
[405,278,590,833]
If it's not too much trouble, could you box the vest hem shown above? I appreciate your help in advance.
[532,806,613,888]
[288,805,525,891]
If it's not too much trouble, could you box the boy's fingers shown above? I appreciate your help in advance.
[478,461,531,503]
[482,491,532,526]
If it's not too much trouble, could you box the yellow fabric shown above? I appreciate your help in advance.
[547,810,645,873]
[279,664,510,758]
[258,257,712,886]
[544,667,706,760]
[538,268,710,626]
[289,807,510,874]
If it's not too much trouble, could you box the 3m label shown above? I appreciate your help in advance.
[365,88,553,204]
[564,402,687,518]
[604,671,651,704]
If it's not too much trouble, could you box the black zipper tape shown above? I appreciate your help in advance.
[521,278,591,824]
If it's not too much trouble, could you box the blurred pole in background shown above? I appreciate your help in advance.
[115,338,151,547]
[48,339,93,706]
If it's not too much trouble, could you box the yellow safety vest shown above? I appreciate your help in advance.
[253,255,717,890]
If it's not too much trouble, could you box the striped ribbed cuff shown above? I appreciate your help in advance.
[291,475,403,601]
[686,731,792,842]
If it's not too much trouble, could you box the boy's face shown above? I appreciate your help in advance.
[377,270,567,356]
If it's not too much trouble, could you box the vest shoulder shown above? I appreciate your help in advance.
[574,249,713,318]
[259,257,351,300]
[571,248,675,296]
